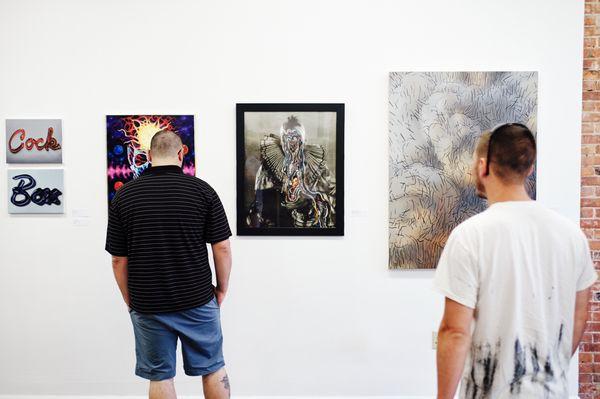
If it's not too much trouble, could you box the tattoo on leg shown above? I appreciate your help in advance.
[221,374,231,397]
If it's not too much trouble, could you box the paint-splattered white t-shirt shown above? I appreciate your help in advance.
[434,201,597,398]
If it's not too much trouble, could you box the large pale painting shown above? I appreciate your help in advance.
[388,72,537,269]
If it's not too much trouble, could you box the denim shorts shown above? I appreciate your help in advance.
[129,297,225,381]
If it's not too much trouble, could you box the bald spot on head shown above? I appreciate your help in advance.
[150,130,183,160]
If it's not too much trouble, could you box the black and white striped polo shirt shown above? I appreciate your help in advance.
[105,165,231,313]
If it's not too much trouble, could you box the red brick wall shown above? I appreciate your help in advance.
[581,1,600,397]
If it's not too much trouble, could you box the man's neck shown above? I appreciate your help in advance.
[485,184,532,206]
[150,160,181,168]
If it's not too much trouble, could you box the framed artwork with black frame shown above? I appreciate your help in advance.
[236,103,344,236]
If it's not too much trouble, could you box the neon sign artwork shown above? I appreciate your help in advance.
[11,174,62,207]
[9,127,61,154]
[7,169,64,214]
[5,119,63,163]
[106,115,195,203]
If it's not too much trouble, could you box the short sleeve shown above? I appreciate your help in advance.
[577,234,598,291]
[105,198,128,256]
[433,229,479,309]
[205,190,232,244]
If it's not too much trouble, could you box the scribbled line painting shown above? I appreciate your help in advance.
[7,169,64,214]
[106,115,195,203]
[236,104,344,236]
[6,119,62,163]
[388,72,537,269]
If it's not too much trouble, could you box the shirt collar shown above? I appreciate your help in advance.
[143,165,184,176]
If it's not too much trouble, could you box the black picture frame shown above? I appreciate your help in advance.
[236,103,345,236]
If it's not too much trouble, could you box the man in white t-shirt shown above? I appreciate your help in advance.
[434,123,597,398]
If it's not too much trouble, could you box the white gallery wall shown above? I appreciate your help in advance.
[0,0,585,396]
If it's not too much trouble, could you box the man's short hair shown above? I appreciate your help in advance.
[150,130,183,159]
[475,123,536,183]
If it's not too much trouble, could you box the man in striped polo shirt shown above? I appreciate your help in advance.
[106,130,233,399]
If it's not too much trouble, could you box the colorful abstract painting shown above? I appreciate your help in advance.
[106,115,195,203]
[388,72,537,269]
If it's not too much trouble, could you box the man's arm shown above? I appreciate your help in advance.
[212,239,232,306]
[573,287,592,355]
[437,297,475,399]
[111,256,130,308]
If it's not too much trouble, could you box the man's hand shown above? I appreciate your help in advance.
[215,286,227,306]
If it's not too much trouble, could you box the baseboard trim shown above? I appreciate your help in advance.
[0,396,434,399]
[0,396,582,399]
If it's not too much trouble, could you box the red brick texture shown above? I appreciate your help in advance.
[581,2,600,397]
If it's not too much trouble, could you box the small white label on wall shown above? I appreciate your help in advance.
[72,208,91,227]
[350,209,369,218]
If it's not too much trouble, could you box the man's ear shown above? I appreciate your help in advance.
[478,157,487,178]
[148,150,153,163]
[526,164,535,177]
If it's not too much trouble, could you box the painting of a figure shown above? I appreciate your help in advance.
[388,72,537,269]
[106,115,195,203]
[237,104,344,236]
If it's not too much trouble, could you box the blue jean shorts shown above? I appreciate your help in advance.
[129,297,225,381]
